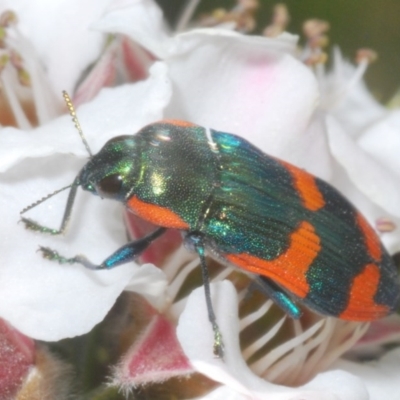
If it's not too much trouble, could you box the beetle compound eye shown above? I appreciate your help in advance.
[96,174,123,198]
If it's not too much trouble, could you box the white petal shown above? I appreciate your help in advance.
[326,115,400,218]
[124,263,168,311]
[0,62,171,340]
[95,9,328,177]
[0,62,172,172]
[196,386,250,400]
[329,166,400,254]
[93,0,171,59]
[300,111,334,180]
[326,48,385,137]
[177,281,367,400]
[0,0,111,94]
[177,282,277,397]
[162,30,324,175]
[0,156,135,340]
[358,111,400,179]
[334,348,400,400]
[300,370,368,400]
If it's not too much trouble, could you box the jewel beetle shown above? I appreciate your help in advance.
[21,92,400,358]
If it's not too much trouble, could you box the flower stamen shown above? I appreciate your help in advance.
[329,47,378,109]
[0,10,60,128]
[198,0,259,33]
[376,217,397,233]
[175,0,202,32]
[263,3,290,38]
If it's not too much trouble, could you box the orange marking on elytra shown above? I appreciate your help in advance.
[161,119,197,128]
[356,212,382,262]
[279,160,325,211]
[226,221,321,299]
[128,196,189,230]
[340,263,388,320]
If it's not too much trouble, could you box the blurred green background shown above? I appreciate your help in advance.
[156,0,400,103]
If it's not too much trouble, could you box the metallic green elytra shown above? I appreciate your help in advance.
[21,117,400,359]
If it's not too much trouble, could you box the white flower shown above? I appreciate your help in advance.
[94,1,321,173]
[0,0,109,96]
[313,47,400,253]
[335,347,400,400]
[0,62,172,340]
[178,281,369,400]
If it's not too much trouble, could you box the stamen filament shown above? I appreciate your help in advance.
[175,0,201,32]
[1,68,31,129]
[334,59,368,106]
[253,319,324,374]
[239,299,273,330]
[242,316,286,361]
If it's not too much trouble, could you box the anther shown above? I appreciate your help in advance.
[304,52,328,66]
[303,19,330,40]
[263,3,290,37]
[0,11,17,28]
[0,54,9,70]
[355,48,378,65]
[376,217,396,234]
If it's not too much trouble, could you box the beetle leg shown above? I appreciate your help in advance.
[257,276,303,319]
[21,178,79,235]
[186,232,225,359]
[38,227,167,269]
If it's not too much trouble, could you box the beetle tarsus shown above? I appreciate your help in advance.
[38,246,76,264]
[212,322,225,359]
[22,217,61,235]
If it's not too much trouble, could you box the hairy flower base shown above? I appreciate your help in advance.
[0,319,34,398]
[15,347,74,400]
[114,314,194,387]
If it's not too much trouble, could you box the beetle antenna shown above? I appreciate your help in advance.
[20,182,76,215]
[62,90,93,157]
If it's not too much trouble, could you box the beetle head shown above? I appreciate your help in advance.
[78,135,140,201]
